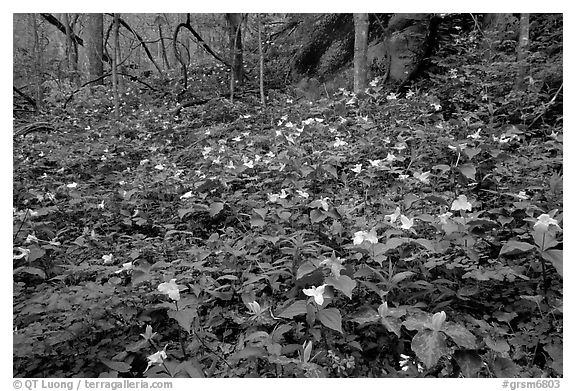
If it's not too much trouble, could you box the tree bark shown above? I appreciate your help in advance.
[86,14,104,85]
[157,21,170,70]
[353,13,369,94]
[515,13,530,91]
[112,14,120,120]
[226,13,244,86]
[29,14,43,111]
[62,13,79,86]
[257,13,266,108]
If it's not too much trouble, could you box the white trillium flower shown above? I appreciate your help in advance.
[158,279,180,301]
[303,284,327,305]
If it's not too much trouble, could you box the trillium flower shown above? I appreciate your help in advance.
[302,341,313,363]
[212,156,222,164]
[243,160,254,169]
[303,284,327,305]
[140,159,149,165]
[534,214,560,232]
[233,135,242,142]
[275,129,283,137]
[13,247,30,260]
[378,302,390,318]
[319,197,330,211]
[400,215,414,230]
[517,191,529,200]
[431,311,447,331]
[398,174,410,180]
[25,234,39,243]
[369,159,383,167]
[386,152,396,162]
[386,93,398,100]
[102,254,114,264]
[246,301,262,315]
[296,189,309,198]
[353,228,378,245]
[438,212,453,225]
[467,129,482,140]
[386,207,401,223]
[333,137,348,148]
[146,347,168,372]
[226,161,236,169]
[154,164,165,170]
[158,279,180,301]
[66,182,78,188]
[351,164,362,173]
[115,262,133,274]
[413,171,431,184]
[451,195,472,211]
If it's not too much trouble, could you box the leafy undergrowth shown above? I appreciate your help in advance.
[13,78,562,378]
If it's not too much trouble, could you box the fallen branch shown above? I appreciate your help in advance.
[14,122,55,137]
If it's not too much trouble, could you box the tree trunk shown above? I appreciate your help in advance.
[353,13,369,94]
[29,14,43,111]
[112,14,120,120]
[226,13,244,85]
[62,13,79,86]
[257,13,266,108]
[515,13,530,91]
[158,23,170,70]
[86,13,104,84]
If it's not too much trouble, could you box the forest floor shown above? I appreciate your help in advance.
[13,75,563,378]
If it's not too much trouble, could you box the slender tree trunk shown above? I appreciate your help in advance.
[62,13,79,86]
[86,13,104,84]
[515,13,530,91]
[158,23,170,70]
[257,13,266,108]
[353,13,369,94]
[29,14,43,111]
[112,14,120,120]
[226,13,244,86]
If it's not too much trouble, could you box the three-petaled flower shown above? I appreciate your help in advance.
[303,284,327,305]
[534,214,561,232]
[158,279,180,301]
[451,195,472,211]
[353,228,378,245]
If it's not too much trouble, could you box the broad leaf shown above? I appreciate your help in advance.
[100,358,131,373]
[325,275,356,299]
[317,308,343,333]
[541,249,563,277]
[277,300,308,319]
[411,330,448,368]
[296,261,319,280]
[167,308,198,334]
[499,240,535,256]
[458,163,476,180]
[380,316,402,337]
[350,307,379,325]
[443,322,476,349]
[209,202,224,217]
[310,209,327,223]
